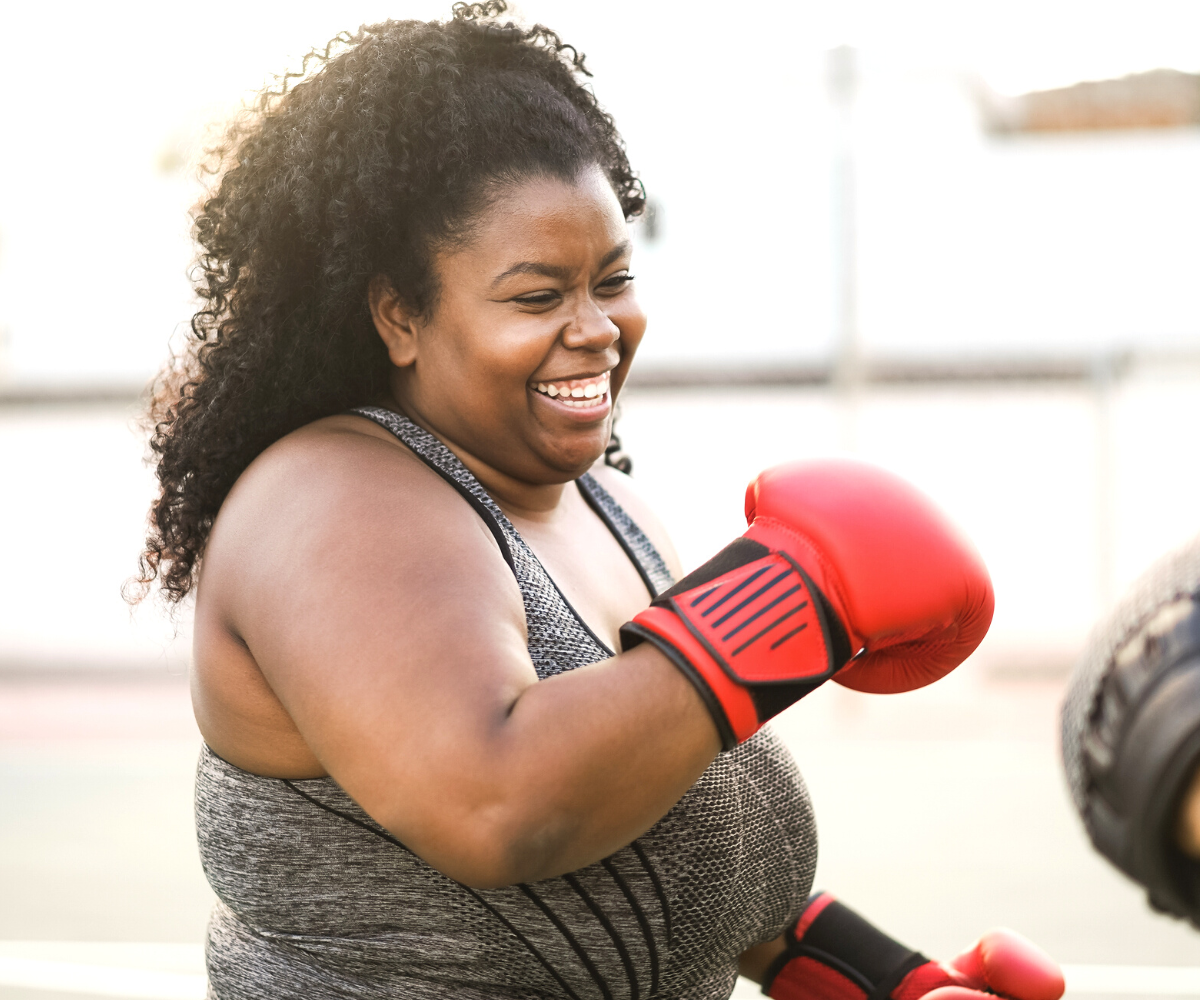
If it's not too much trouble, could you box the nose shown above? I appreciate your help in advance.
[561,294,620,353]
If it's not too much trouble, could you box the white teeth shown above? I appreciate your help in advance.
[533,374,610,402]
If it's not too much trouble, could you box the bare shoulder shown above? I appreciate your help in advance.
[588,461,684,581]
[220,412,443,518]
[194,414,543,851]
[214,413,496,556]
[203,412,520,638]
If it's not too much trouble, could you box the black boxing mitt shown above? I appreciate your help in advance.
[1061,535,1200,925]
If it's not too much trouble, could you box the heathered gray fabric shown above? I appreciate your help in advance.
[1062,533,1200,814]
[197,407,817,999]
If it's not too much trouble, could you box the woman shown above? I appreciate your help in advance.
[137,5,1063,998]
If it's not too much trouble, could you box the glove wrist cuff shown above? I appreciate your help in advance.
[620,536,849,750]
[620,607,758,749]
[763,893,932,1000]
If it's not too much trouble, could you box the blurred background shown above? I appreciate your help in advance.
[3,0,1200,997]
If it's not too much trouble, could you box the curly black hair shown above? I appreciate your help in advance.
[131,1,643,605]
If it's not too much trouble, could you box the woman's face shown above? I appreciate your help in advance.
[378,165,646,485]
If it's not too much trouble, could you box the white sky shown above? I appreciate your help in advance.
[2,0,1200,381]
[3,2,1200,663]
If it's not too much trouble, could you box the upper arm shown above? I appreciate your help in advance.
[201,419,534,854]
[589,462,685,582]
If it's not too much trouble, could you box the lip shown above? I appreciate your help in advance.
[528,371,613,422]
[530,391,612,422]
[529,369,614,385]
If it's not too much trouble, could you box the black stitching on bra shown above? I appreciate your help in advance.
[350,407,516,577]
[527,550,617,657]
[314,407,693,994]
[351,407,629,658]
[563,872,641,1000]
[577,474,660,601]
[281,780,415,855]
[519,883,614,1000]
[279,781,582,1000]
[601,857,661,998]
[628,840,673,947]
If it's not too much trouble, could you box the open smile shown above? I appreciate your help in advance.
[531,372,611,410]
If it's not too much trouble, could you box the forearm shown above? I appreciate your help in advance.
[312,458,990,889]
[1176,760,1200,856]
[367,459,992,887]
[498,643,720,877]
[381,642,721,887]
[739,934,786,984]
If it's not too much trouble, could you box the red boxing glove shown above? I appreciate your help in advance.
[763,893,1065,1000]
[620,460,994,749]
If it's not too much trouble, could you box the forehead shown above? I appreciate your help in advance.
[460,167,628,265]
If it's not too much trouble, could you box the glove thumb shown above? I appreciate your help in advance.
[946,929,1064,1000]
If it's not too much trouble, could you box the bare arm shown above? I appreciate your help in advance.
[1177,762,1200,857]
[739,935,786,984]
[201,421,719,888]
[594,459,792,981]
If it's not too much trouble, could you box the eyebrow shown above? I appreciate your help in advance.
[490,240,632,287]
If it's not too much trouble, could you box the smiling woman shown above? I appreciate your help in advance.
[368,166,642,486]
[130,4,1051,1000]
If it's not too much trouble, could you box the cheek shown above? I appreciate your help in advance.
[612,295,648,351]
[469,317,558,388]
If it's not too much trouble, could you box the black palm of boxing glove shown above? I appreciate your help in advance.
[1063,563,1200,925]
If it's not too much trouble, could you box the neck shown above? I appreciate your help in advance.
[385,394,571,522]
[454,446,570,523]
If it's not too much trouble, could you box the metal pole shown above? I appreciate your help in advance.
[1093,351,1117,610]
[828,45,860,451]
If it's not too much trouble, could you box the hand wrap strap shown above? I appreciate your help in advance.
[762,894,938,1000]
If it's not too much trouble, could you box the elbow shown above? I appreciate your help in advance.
[381,802,575,890]
[453,813,578,889]
[431,832,529,890]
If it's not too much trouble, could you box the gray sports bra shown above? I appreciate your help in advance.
[196,408,817,1000]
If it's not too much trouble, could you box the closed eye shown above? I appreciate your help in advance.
[597,272,634,294]
[508,272,632,308]
[511,290,561,307]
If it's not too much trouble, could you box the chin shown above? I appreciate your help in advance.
[534,434,608,481]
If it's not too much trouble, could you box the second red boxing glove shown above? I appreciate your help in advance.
[620,460,993,749]
[763,893,1065,1000]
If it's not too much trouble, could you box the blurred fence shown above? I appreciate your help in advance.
[4,347,1199,677]
[626,347,1199,660]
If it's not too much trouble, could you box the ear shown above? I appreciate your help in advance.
[369,275,422,367]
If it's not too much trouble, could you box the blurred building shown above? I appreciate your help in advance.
[979,68,1200,133]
